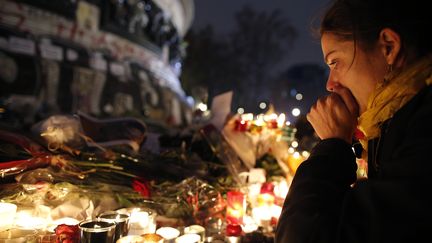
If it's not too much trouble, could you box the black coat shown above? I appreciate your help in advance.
[275,85,432,243]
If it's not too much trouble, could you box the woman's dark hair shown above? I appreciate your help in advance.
[320,0,432,58]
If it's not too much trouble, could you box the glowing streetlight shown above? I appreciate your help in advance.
[259,102,267,110]
[295,93,303,101]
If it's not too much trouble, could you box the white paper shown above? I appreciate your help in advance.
[209,91,233,131]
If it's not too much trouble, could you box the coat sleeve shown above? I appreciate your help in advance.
[275,138,357,243]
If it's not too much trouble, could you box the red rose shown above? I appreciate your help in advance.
[132,179,151,198]
[55,224,80,243]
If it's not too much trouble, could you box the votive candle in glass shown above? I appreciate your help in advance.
[116,207,156,235]
[183,225,205,243]
[116,235,144,243]
[155,227,180,242]
[79,219,116,243]
[174,234,200,243]
[141,233,163,243]
[226,191,245,225]
[98,211,130,241]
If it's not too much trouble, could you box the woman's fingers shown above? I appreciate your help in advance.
[307,92,357,143]
[332,86,359,118]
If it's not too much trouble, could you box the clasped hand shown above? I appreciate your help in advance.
[307,86,359,144]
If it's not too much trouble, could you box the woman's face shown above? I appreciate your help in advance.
[321,32,388,115]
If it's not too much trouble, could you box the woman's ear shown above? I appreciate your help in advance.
[379,28,401,65]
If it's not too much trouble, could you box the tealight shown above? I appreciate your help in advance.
[116,235,145,243]
[141,233,163,243]
[175,234,200,243]
[156,227,180,241]
[183,225,205,243]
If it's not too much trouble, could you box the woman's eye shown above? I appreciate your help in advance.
[328,61,338,69]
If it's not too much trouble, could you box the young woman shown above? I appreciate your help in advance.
[275,0,432,242]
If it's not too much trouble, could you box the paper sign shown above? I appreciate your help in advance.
[209,91,233,131]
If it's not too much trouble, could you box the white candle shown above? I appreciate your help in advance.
[0,228,38,242]
[116,235,145,243]
[117,208,157,235]
[0,202,17,230]
[183,225,205,243]
[14,214,48,230]
[252,206,272,222]
[156,227,180,240]
[175,234,200,243]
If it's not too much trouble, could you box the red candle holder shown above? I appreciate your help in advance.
[258,182,275,207]
[234,119,249,132]
[226,191,246,225]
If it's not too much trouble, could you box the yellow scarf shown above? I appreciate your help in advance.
[357,55,432,158]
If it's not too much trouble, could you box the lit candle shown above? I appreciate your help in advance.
[79,219,116,243]
[0,202,17,230]
[117,207,156,235]
[98,212,130,241]
[175,234,200,243]
[116,235,144,243]
[226,191,246,225]
[0,229,38,243]
[156,227,180,242]
[141,233,163,243]
[183,225,205,243]
[14,215,48,231]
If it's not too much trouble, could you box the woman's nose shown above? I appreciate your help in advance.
[326,73,339,92]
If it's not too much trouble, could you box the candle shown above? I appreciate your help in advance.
[0,202,17,230]
[0,229,38,243]
[98,212,130,241]
[141,233,163,243]
[234,119,249,132]
[183,225,205,243]
[174,234,200,243]
[79,219,116,243]
[156,227,180,242]
[14,215,48,231]
[116,207,156,235]
[116,235,144,243]
[226,191,245,225]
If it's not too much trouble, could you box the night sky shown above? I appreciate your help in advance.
[192,0,331,69]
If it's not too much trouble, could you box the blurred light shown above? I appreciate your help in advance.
[291,141,299,148]
[285,121,291,126]
[197,102,207,112]
[293,151,300,159]
[290,89,297,97]
[186,96,195,107]
[241,113,254,121]
[237,107,245,114]
[259,102,267,110]
[255,114,265,126]
[295,93,303,101]
[292,108,301,117]
[288,147,295,154]
[277,113,286,127]
[302,151,310,158]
